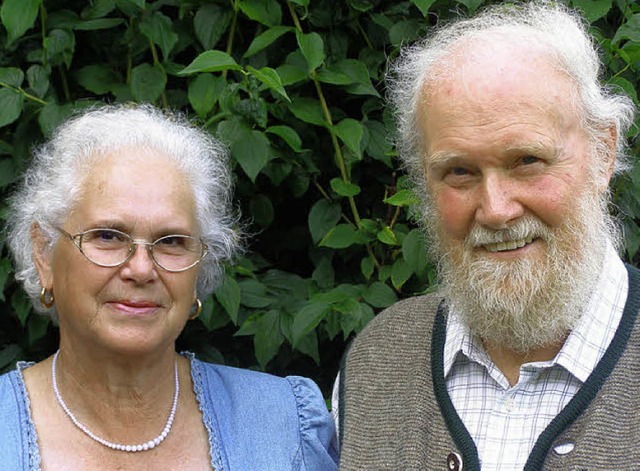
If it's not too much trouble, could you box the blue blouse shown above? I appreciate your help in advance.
[0,353,339,470]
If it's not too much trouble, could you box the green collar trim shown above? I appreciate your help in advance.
[432,264,640,471]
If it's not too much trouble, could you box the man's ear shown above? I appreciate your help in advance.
[599,124,618,191]
[31,223,54,289]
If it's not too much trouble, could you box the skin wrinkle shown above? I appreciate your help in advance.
[417,39,617,361]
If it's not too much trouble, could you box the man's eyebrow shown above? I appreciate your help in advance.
[425,150,468,169]
[504,141,561,158]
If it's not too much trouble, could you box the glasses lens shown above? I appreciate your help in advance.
[152,235,204,271]
[80,229,132,266]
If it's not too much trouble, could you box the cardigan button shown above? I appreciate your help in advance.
[447,452,463,471]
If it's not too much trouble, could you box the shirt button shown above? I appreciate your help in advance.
[447,452,463,471]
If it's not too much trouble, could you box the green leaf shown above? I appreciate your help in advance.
[402,229,428,272]
[363,282,397,308]
[361,257,375,280]
[296,31,325,72]
[609,77,638,104]
[334,118,363,156]
[330,178,361,197]
[294,330,319,364]
[266,125,304,152]
[289,0,309,5]
[27,65,50,98]
[389,19,423,46]
[244,26,293,57]
[75,64,119,94]
[0,258,12,301]
[188,73,225,118]
[179,51,241,75]
[198,297,230,332]
[74,18,124,30]
[320,224,359,249]
[0,344,21,371]
[194,4,233,50]
[117,0,145,10]
[250,194,274,226]
[0,67,24,88]
[276,64,307,86]
[364,120,392,166]
[239,0,282,27]
[312,257,335,289]
[1,0,41,46]
[28,314,50,347]
[139,12,178,61]
[455,0,483,14]
[332,59,379,97]
[291,301,330,347]
[391,258,413,290]
[215,275,241,324]
[44,29,75,68]
[308,199,342,243]
[570,0,612,23]
[131,63,166,103]
[384,189,420,207]
[246,65,290,102]
[12,290,32,327]
[82,0,115,19]
[287,97,325,126]
[239,279,273,308]
[38,102,73,136]
[254,310,284,368]
[0,159,16,188]
[232,127,270,182]
[411,0,437,16]
[315,68,354,85]
[0,88,24,128]
[377,226,399,246]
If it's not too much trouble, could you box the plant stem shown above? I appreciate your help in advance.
[0,82,48,105]
[148,40,168,108]
[223,2,239,81]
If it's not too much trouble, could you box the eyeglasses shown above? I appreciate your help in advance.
[57,227,208,272]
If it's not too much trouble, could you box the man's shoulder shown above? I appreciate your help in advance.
[360,292,443,336]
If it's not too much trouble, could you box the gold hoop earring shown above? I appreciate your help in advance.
[39,287,55,309]
[189,298,202,320]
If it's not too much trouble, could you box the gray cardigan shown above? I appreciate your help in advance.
[339,265,640,470]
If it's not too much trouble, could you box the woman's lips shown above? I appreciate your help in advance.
[108,300,161,315]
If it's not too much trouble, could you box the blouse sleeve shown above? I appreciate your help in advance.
[286,376,340,470]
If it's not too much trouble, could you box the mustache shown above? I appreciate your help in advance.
[465,216,553,247]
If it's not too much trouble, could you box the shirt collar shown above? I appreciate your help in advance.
[443,242,628,382]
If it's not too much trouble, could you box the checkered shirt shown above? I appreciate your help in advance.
[444,243,628,470]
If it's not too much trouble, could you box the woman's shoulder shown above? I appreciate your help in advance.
[188,356,339,470]
[190,357,321,407]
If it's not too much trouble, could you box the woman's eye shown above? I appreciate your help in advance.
[97,230,122,241]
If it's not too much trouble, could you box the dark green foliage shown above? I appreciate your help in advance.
[0,0,638,396]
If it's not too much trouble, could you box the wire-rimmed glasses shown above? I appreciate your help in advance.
[57,227,207,272]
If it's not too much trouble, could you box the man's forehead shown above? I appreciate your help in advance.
[417,38,581,133]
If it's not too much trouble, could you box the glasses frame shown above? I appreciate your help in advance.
[56,227,208,273]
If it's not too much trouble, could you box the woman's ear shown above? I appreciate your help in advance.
[31,223,54,288]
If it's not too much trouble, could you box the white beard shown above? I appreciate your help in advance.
[428,185,616,353]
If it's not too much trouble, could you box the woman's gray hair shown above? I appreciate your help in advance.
[6,103,240,316]
[387,0,636,183]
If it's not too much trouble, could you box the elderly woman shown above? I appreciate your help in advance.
[0,104,338,470]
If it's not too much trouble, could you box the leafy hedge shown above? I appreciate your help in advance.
[0,0,638,396]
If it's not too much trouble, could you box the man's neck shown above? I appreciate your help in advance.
[483,339,566,387]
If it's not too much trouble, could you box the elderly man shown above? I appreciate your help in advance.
[336,1,637,470]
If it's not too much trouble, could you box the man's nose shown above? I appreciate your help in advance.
[475,173,524,229]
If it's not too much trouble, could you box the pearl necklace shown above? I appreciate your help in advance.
[51,350,179,452]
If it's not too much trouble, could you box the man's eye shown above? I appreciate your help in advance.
[448,166,470,176]
[521,155,540,165]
